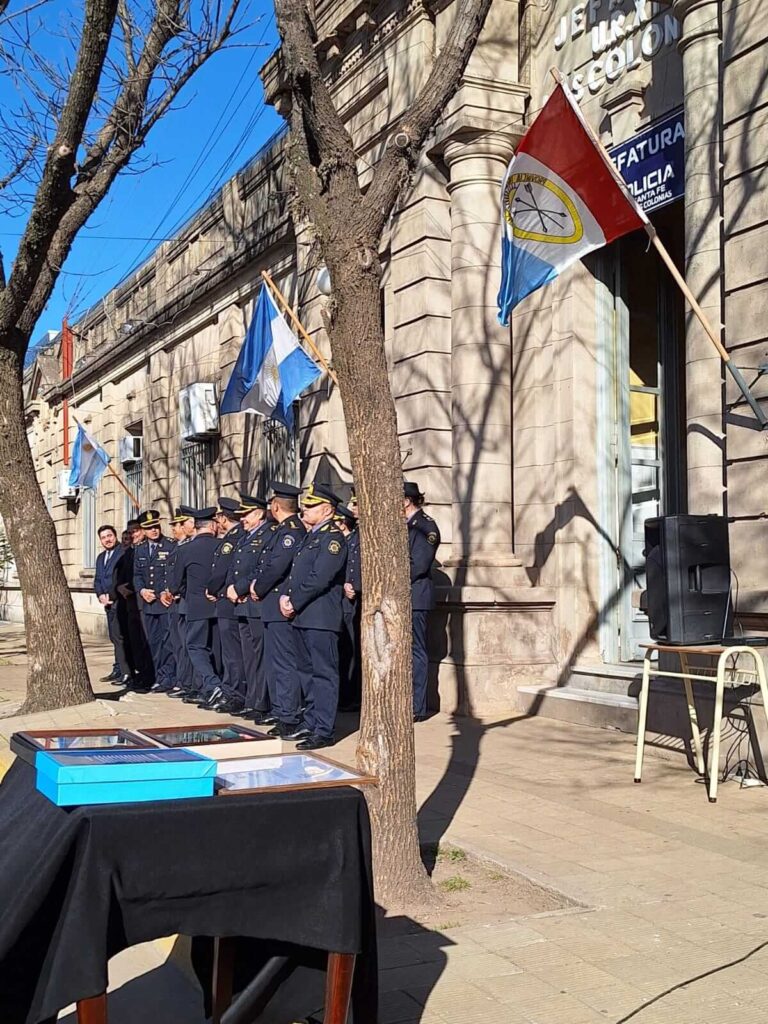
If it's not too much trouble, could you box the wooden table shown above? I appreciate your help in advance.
[75,942,355,1024]
[634,642,768,802]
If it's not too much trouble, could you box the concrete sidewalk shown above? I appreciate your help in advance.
[3,624,768,1022]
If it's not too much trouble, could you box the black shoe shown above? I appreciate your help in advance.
[197,687,224,709]
[244,710,270,724]
[113,675,131,687]
[413,714,428,722]
[168,689,188,699]
[182,693,202,704]
[296,735,334,750]
[215,699,245,715]
[149,683,167,693]
[100,671,120,682]
[260,714,278,725]
[282,724,311,740]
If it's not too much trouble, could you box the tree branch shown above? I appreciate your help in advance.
[0,0,119,337]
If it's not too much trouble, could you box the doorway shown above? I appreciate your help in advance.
[596,203,686,662]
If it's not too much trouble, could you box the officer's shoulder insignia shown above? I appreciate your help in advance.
[222,542,233,554]
[283,535,295,548]
[427,532,438,545]
[328,540,342,555]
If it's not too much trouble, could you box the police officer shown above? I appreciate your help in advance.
[161,506,195,697]
[207,497,247,714]
[336,502,361,711]
[250,482,305,738]
[133,509,176,692]
[404,480,441,721]
[226,495,271,721]
[280,482,347,749]
[169,507,225,707]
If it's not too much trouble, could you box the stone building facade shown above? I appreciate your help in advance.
[7,0,768,731]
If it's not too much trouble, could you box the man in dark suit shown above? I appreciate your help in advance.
[280,482,348,750]
[404,480,441,721]
[337,502,361,711]
[133,509,176,692]
[113,519,154,690]
[93,524,130,684]
[169,507,224,707]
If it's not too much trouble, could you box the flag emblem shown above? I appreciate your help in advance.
[497,81,648,324]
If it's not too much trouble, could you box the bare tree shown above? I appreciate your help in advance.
[0,0,254,712]
[272,0,494,905]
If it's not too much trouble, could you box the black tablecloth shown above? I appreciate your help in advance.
[0,759,377,1023]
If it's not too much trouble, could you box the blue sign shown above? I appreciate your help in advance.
[609,110,685,213]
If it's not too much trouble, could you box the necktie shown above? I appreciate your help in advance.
[105,550,112,567]
[150,542,156,557]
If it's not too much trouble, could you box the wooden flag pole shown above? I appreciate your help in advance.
[260,270,339,387]
[547,67,767,428]
[71,413,141,508]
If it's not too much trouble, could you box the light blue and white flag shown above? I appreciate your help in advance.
[69,423,110,490]
[221,286,322,429]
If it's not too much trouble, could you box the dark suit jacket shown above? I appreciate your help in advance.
[94,548,122,601]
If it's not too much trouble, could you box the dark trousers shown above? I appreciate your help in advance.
[339,602,361,710]
[105,604,131,679]
[412,609,430,718]
[211,618,223,677]
[117,597,153,683]
[142,611,175,690]
[170,613,192,689]
[263,619,301,725]
[239,617,268,711]
[294,627,340,741]
[185,618,222,697]
[218,617,246,700]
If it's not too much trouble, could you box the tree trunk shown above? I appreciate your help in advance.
[0,343,93,712]
[327,253,433,908]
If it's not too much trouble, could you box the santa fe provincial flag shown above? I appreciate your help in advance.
[221,285,321,430]
[497,81,648,325]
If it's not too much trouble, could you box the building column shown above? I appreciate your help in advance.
[673,0,725,514]
[443,132,522,569]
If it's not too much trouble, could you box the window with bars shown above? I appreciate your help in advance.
[180,440,215,508]
[124,462,143,527]
[248,416,297,499]
[81,487,98,570]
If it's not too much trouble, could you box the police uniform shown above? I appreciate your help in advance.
[208,497,246,707]
[283,483,348,748]
[252,483,305,731]
[165,507,194,694]
[226,495,271,715]
[132,509,176,691]
[406,482,441,719]
[169,507,223,703]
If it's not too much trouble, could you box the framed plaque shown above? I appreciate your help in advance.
[215,752,377,796]
[11,728,154,767]
[136,722,283,760]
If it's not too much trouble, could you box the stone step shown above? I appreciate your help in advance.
[517,685,638,732]
[569,662,644,697]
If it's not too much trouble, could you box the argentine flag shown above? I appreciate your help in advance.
[221,286,322,429]
[69,423,110,490]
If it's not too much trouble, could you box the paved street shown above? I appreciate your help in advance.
[2,623,768,1022]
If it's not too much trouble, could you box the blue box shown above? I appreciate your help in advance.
[35,748,216,806]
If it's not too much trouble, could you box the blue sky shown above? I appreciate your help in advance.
[0,1,283,351]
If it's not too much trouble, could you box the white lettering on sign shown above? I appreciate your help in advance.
[555,0,680,100]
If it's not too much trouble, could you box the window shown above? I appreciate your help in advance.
[180,440,214,507]
[81,487,98,570]
[124,462,143,526]
[255,415,298,498]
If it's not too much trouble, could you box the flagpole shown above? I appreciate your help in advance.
[260,270,339,387]
[547,67,767,428]
[71,414,141,508]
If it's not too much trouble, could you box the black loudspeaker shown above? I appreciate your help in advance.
[644,515,732,645]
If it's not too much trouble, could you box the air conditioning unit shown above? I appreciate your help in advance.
[119,434,143,465]
[179,382,219,441]
[58,468,78,500]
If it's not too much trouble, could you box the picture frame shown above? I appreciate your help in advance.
[11,728,155,767]
[215,751,378,796]
[135,722,283,760]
